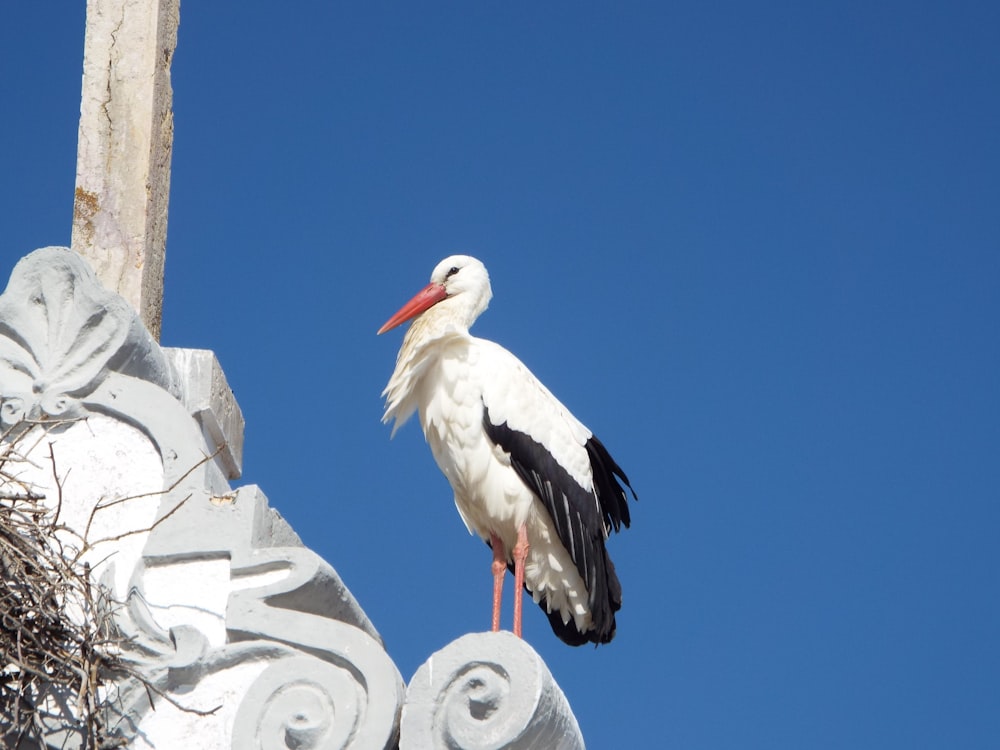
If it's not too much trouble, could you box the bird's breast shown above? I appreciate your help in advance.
[419,345,487,484]
[416,344,529,537]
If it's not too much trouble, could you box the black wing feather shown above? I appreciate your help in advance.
[482,404,635,645]
[585,434,636,532]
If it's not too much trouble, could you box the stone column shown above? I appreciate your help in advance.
[71,0,179,341]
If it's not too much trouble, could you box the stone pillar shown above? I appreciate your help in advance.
[71,0,179,341]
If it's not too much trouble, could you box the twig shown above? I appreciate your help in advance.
[83,445,221,541]
[1,422,226,748]
[47,441,64,528]
[87,494,191,546]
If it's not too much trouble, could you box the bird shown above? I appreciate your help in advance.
[378,255,636,646]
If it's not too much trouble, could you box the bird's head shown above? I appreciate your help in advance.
[378,255,492,335]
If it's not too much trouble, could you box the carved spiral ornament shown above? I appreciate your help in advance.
[232,657,361,750]
[402,631,583,750]
[438,661,524,749]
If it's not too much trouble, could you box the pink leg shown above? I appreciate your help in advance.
[490,533,505,632]
[512,523,530,638]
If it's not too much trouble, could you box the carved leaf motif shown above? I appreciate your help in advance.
[0,247,174,425]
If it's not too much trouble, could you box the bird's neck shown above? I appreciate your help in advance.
[392,306,469,372]
[407,302,471,347]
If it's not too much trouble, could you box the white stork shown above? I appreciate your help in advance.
[378,255,636,645]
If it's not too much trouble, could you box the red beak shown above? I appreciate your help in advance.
[377,282,448,334]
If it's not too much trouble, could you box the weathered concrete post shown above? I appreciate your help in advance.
[71,0,179,341]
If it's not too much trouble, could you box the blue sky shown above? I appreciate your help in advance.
[2,2,999,747]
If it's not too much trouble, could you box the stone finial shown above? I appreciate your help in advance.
[164,348,245,480]
[402,631,584,750]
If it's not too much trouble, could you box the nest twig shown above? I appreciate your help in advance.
[0,422,125,750]
[0,419,225,749]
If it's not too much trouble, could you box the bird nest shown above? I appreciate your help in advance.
[0,424,125,750]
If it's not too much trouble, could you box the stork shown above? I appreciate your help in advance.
[378,255,636,645]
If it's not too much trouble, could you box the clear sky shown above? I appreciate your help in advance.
[2,2,998,747]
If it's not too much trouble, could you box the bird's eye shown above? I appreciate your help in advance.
[446,266,460,279]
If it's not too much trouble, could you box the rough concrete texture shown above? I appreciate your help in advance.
[71,0,179,340]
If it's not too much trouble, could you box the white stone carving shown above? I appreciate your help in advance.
[402,632,584,750]
[0,247,584,749]
[0,248,402,749]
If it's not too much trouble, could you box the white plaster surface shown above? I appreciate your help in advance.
[164,347,245,479]
[142,557,230,646]
[128,658,270,750]
[1,415,163,601]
